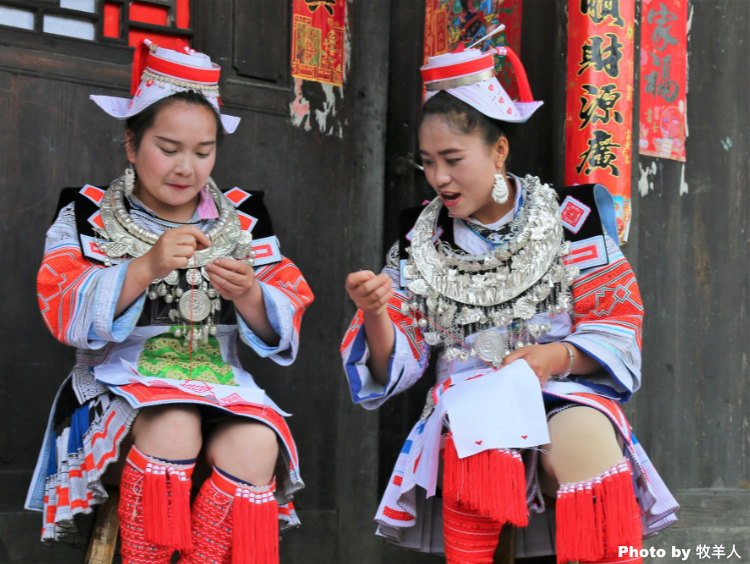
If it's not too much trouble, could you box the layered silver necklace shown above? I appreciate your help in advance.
[401,175,579,367]
[95,174,254,345]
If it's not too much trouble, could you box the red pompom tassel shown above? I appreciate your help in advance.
[442,434,528,527]
[232,483,279,564]
[131,446,194,551]
[555,460,643,564]
[143,462,170,546]
[169,467,193,552]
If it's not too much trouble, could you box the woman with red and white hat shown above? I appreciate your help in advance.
[26,40,314,563]
[342,42,677,563]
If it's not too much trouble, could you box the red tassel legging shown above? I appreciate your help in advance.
[442,406,643,564]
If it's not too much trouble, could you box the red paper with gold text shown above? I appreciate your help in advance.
[424,0,523,99]
[291,0,346,87]
[565,0,635,244]
[638,0,687,162]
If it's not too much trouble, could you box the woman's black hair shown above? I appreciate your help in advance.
[125,90,224,151]
[421,90,516,147]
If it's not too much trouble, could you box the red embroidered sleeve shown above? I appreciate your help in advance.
[37,246,105,345]
[569,257,644,350]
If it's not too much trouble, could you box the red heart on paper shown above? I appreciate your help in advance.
[507,107,512,115]
[488,84,495,91]
[475,440,483,445]
[521,435,528,439]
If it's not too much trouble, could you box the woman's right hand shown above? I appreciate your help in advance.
[116,226,211,316]
[345,270,396,385]
[345,270,394,316]
[141,225,211,281]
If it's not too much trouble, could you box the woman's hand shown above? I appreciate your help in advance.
[206,258,278,345]
[502,342,571,387]
[345,270,394,315]
[143,225,211,281]
[345,270,396,385]
[205,258,260,303]
[117,225,210,316]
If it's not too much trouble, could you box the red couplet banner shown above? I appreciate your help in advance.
[565,0,635,244]
[638,0,687,162]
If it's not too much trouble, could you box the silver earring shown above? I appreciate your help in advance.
[492,172,509,204]
[124,163,135,196]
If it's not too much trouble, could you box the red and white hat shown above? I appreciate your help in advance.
[90,39,240,134]
[421,45,543,123]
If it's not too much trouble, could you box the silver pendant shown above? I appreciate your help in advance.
[186,268,203,286]
[163,270,179,285]
[178,289,211,322]
[472,329,506,366]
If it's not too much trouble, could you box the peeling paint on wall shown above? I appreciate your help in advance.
[638,160,658,197]
[290,78,311,129]
[638,159,689,197]
[290,78,346,137]
[680,162,688,196]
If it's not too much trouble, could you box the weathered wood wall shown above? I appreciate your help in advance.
[630,1,750,560]
[1,0,748,562]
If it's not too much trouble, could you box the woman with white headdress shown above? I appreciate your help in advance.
[26,40,313,564]
[342,41,677,563]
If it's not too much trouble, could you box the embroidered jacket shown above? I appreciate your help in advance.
[342,181,642,407]
[340,181,675,549]
[27,184,314,539]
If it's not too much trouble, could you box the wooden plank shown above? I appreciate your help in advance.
[0,42,130,89]
[642,489,750,563]
[333,1,393,562]
[628,0,750,495]
[84,490,120,564]
[233,0,289,84]
[496,524,517,563]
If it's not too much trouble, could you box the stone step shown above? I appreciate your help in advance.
[642,488,750,563]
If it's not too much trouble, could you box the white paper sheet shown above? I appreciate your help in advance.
[441,359,550,458]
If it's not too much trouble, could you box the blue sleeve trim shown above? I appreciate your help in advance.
[345,326,369,401]
[236,281,293,361]
[89,261,144,344]
[562,339,634,402]
[593,184,619,243]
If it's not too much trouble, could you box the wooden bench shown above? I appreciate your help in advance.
[84,490,120,564]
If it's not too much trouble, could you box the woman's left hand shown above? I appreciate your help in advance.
[207,258,278,344]
[204,258,260,303]
[501,343,569,387]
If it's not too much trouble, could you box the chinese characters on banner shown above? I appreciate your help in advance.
[638,0,687,161]
[565,0,635,244]
[291,0,346,86]
[424,0,523,99]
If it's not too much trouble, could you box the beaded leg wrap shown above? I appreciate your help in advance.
[555,458,643,564]
[118,445,195,563]
[442,433,528,528]
[442,496,503,564]
[179,467,279,564]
